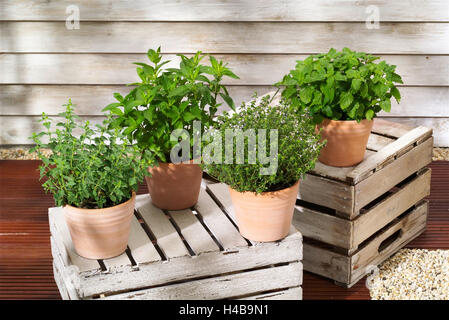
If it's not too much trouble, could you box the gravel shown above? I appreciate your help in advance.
[367,248,449,300]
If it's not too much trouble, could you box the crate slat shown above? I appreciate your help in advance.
[136,195,190,259]
[371,118,414,138]
[366,134,396,151]
[168,209,220,254]
[194,188,248,249]
[98,262,302,300]
[299,174,354,214]
[102,252,132,270]
[348,126,433,184]
[354,137,433,214]
[310,150,376,182]
[127,216,162,264]
[352,168,431,246]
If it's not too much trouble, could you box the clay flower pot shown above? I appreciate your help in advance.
[63,192,136,259]
[228,181,300,242]
[317,119,374,167]
[145,161,203,210]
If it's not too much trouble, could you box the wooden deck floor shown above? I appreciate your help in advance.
[1,160,448,300]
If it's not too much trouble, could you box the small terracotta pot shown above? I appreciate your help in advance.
[229,181,300,242]
[317,119,374,167]
[63,192,135,260]
[145,161,203,210]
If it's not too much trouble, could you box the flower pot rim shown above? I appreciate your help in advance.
[154,159,201,166]
[64,191,136,213]
[319,118,374,124]
[228,180,300,197]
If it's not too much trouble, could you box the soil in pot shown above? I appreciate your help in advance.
[228,180,300,242]
[145,161,203,210]
[63,192,136,259]
[317,119,373,167]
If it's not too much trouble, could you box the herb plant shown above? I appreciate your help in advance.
[103,47,239,162]
[30,100,154,209]
[202,95,324,194]
[277,48,403,123]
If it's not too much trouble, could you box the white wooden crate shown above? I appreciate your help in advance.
[50,184,303,300]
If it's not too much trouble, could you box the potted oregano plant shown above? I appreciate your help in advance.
[103,47,238,210]
[278,48,403,167]
[202,95,324,242]
[30,100,153,259]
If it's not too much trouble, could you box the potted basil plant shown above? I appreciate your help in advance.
[30,100,154,259]
[104,47,238,210]
[278,48,403,167]
[203,95,324,242]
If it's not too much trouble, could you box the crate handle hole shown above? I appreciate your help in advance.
[378,229,402,253]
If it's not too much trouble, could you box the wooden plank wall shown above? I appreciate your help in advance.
[0,0,448,146]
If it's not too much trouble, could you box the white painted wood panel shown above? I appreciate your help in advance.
[1,85,447,118]
[1,54,447,86]
[1,0,447,21]
[1,22,448,54]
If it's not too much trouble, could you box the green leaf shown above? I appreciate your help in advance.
[339,92,353,110]
[365,109,375,120]
[223,69,240,79]
[391,87,401,103]
[168,85,190,97]
[102,102,122,112]
[219,93,235,110]
[360,82,368,97]
[391,73,403,84]
[334,72,347,81]
[351,79,362,92]
[348,103,359,119]
[299,87,314,104]
[312,91,322,106]
[113,93,124,102]
[380,99,391,112]
[183,112,196,122]
[124,100,144,113]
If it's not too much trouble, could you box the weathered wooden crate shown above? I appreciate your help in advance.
[292,119,432,287]
[294,168,431,253]
[299,200,428,288]
[50,187,303,300]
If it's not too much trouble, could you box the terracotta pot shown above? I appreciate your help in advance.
[228,181,300,242]
[145,161,203,210]
[63,192,136,259]
[317,119,374,167]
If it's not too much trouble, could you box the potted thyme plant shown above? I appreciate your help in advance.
[278,48,403,167]
[31,100,153,259]
[203,95,324,242]
[103,47,238,210]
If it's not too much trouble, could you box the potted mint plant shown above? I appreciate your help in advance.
[31,100,153,259]
[103,47,238,210]
[203,95,323,242]
[278,48,403,167]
